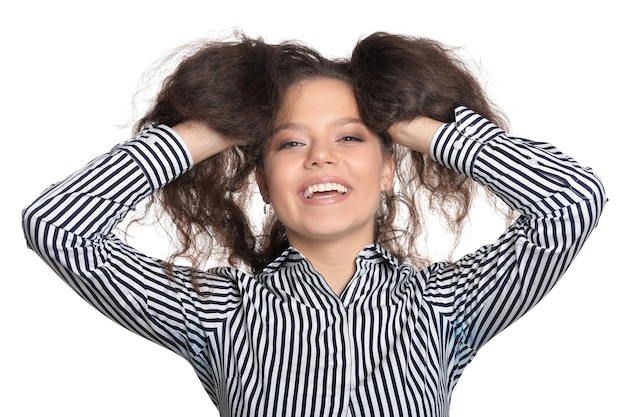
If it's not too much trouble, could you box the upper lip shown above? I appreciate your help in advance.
[299,176,351,198]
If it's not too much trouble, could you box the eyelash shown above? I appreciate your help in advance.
[276,136,365,150]
[340,136,364,143]
[277,141,303,150]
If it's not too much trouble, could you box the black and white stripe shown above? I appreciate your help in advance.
[22,108,606,416]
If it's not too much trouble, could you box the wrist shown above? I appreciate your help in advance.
[388,116,444,154]
[172,120,232,164]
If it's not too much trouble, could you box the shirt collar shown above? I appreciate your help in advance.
[261,243,398,275]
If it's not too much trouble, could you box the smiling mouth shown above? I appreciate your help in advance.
[303,182,349,199]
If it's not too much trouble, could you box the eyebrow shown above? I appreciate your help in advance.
[272,117,365,134]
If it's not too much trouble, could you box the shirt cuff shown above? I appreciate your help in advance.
[114,125,193,191]
[430,106,505,178]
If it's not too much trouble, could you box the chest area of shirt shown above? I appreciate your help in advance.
[206,291,457,416]
[217,289,457,378]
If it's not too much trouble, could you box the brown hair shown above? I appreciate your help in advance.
[134,32,508,279]
[350,32,510,266]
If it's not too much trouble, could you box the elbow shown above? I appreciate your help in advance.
[22,203,39,251]
[22,199,48,254]
[585,171,608,228]
[570,170,607,239]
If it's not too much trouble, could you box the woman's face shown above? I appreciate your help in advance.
[257,77,394,250]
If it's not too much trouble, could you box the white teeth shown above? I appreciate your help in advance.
[303,182,348,199]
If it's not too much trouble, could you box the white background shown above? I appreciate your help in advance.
[1,1,623,416]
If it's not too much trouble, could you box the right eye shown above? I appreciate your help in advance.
[277,141,303,150]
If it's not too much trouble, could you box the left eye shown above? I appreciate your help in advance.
[340,136,364,142]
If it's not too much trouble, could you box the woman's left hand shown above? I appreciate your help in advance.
[387,116,444,154]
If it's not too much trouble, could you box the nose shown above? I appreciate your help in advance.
[305,139,337,168]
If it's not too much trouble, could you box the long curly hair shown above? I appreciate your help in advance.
[133,32,509,278]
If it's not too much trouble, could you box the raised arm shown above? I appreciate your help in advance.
[405,107,607,351]
[21,125,245,362]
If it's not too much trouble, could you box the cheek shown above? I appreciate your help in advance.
[356,155,388,187]
[263,158,296,197]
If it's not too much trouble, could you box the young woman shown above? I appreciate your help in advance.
[22,33,606,416]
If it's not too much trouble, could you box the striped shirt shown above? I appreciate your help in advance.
[22,107,606,416]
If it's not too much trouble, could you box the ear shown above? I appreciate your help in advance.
[255,168,269,202]
[380,155,395,192]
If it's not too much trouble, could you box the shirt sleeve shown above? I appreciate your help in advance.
[425,106,607,352]
[21,126,239,360]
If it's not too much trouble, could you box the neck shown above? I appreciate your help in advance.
[290,235,372,296]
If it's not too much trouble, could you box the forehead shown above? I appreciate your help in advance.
[278,77,358,121]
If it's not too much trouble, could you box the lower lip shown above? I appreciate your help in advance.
[300,190,351,205]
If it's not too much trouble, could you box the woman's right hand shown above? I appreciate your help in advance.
[387,116,444,155]
[172,120,247,164]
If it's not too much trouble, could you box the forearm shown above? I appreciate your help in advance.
[23,125,192,249]
[431,107,606,220]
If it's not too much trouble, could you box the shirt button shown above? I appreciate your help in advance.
[464,125,477,135]
[145,136,157,144]
[453,141,463,149]
[528,158,539,167]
